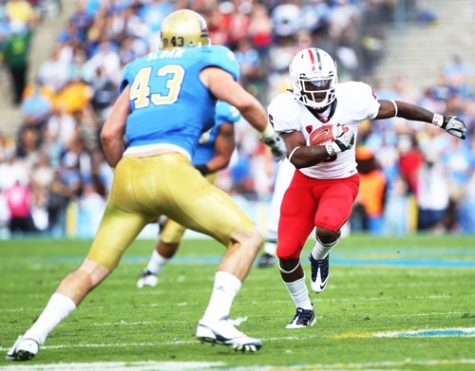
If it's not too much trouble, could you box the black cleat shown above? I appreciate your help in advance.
[286,307,316,329]
[309,254,329,293]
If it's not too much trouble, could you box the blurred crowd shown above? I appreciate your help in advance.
[0,0,474,239]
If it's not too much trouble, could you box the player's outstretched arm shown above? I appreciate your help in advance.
[377,99,467,139]
[203,67,267,131]
[101,86,130,167]
[202,67,287,160]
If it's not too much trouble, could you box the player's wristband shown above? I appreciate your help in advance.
[287,146,301,162]
[195,164,211,176]
[432,113,444,127]
[390,100,398,117]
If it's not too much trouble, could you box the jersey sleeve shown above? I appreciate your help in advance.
[119,62,133,93]
[206,45,240,81]
[268,92,301,133]
[215,101,240,127]
[359,82,381,119]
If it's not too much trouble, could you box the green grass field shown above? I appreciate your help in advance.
[1,235,475,370]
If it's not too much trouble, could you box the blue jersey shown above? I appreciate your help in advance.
[193,101,240,165]
[120,46,239,159]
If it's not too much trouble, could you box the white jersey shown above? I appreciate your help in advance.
[268,81,380,179]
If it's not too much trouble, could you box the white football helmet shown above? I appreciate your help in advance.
[289,48,338,110]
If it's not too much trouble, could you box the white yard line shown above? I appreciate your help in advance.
[0,361,224,370]
[1,359,475,371]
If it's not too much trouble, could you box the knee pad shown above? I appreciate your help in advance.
[278,259,300,274]
[316,229,341,246]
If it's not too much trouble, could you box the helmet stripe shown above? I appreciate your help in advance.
[314,49,322,71]
[307,48,316,72]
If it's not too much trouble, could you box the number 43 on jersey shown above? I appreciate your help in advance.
[129,65,185,109]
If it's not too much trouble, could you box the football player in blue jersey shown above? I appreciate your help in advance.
[137,100,240,288]
[7,10,287,361]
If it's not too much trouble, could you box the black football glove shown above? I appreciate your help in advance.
[325,125,356,156]
[195,164,211,176]
[441,116,467,139]
[260,126,287,161]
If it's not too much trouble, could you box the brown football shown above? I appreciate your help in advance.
[308,124,335,146]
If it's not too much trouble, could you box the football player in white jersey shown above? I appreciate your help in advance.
[270,47,467,329]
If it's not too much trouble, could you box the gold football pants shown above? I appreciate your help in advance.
[87,153,254,270]
[160,172,217,244]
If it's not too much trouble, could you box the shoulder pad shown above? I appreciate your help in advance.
[336,81,379,120]
[268,92,301,133]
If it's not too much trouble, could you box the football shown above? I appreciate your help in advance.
[308,124,336,146]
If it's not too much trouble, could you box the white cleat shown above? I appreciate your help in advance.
[196,317,262,352]
[6,336,40,361]
[137,270,158,288]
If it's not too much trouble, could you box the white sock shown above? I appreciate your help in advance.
[146,249,169,274]
[311,237,340,260]
[284,276,312,310]
[263,238,277,256]
[202,271,241,322]
[24,293,76,345]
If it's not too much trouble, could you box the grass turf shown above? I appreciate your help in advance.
[0,235,474,369]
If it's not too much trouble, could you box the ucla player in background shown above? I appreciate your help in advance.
[137,100,239,288]
[7,10,287,360]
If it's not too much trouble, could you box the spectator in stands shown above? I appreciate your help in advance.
[45,106,77,146]
[397,134,424,194]
[383,175,411,235]
[2,22,32,104]
[20,79,53,129]
[5,179,35,236]
[443,54,472,97]
[351,147,387,233]
[46,169,71,238]
[15,125,40,168]
[85,39,121,85]
[272,2,300,38]
[90,65,118,118]
[69,1,93,44]
[76,181,106,238]
[235,37,264,100]
[38,47,70,93]
[442,136,474,230]
[416,147,449,232]
[4,0,37,26]
[247,3,272,57]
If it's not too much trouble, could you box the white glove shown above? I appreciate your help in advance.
[325,125,356,156]
[260,125,287,161]
[440,115,467,139]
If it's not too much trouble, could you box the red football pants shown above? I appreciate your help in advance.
[277,171,359,260]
